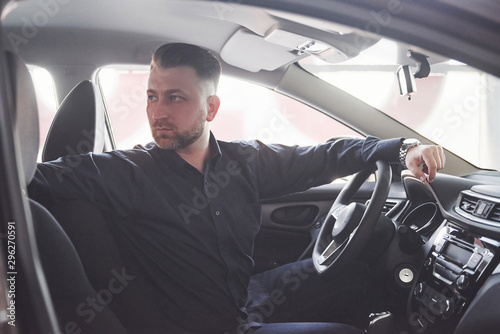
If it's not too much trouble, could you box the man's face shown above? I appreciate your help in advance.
[146,65,216,150]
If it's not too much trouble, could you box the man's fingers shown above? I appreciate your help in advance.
[412,167,427,183]
[406,145,446,183]
[426,158,437,182]
[438,146,446,170]
[427,146,446,182]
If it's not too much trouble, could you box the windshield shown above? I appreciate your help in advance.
[300,38,500,171]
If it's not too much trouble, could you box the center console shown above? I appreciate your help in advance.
[408,222,498,333]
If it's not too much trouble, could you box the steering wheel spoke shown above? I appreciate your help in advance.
[317,238,347,266]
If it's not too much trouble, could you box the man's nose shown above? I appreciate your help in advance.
[151,102,170,121]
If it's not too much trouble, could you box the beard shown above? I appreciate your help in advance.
[152,114,206,150]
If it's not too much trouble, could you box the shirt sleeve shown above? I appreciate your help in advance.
[254,136,403,199]
[28,152,143,216]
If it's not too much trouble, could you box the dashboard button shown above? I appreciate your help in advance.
[466,253,482,269]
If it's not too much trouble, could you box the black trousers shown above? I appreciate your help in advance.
[232,259,371,333]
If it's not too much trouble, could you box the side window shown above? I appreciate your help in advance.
[97,67,150,149]
[211,77,360,146]
[97,66,361,149]
[29,66,58,160]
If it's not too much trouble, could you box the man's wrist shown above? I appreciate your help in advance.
[399,138,421,169]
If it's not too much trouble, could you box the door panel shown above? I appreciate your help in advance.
[270,204,319,228]
[253,181,389,273]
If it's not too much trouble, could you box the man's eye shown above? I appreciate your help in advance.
[147,95,157,101]
[169,95,183,102]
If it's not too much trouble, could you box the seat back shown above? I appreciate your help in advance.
[39,80,171,332]
[31,200,128,334]
[42,80,107,162]
[11,53,127,333]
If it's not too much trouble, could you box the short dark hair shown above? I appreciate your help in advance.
[151,43,221,93]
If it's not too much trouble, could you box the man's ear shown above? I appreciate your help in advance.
[206,95,220,122]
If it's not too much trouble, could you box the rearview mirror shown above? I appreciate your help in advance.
[397,65,417,100]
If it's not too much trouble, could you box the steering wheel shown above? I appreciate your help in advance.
[313,160,392,275]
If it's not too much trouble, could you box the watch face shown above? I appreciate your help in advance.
[403,138,421,147]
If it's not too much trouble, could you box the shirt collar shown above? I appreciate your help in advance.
[208,131,222,163]
[150,131,222,171]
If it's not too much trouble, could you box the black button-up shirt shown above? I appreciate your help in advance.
[29,134,402,332]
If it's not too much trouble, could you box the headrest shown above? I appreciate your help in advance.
[42,80,106,162]
[7,51,40,185]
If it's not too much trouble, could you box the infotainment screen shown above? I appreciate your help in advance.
[443,242,472,266]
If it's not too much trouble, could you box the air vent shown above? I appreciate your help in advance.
[456,189,500,226]
[382,201,397,214]
[459,194,479,214]
[365,199,403,217]
[383,200,404,217]
[490,205,500,223]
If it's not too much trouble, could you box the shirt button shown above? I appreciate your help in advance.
[215,211,220,216]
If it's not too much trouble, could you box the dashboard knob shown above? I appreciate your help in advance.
[442,298,455,317]
[414,282,425,298]
[456,274,470,290]
[424,257,433,269]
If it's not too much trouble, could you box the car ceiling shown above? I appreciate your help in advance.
[3,0,500,79]
[2,0,378,76]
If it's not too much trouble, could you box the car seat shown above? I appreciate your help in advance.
[41,80,108,162]
[38,79,177,333]
[9,51,127,333]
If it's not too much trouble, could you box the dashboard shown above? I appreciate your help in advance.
[397,172,500,334]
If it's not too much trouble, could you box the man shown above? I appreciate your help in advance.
[29,43,445,334]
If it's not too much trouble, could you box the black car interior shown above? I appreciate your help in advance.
[7,18,500,334]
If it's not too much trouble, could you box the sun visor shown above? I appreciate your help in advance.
[221,28,301,72]
[221,24,378,72]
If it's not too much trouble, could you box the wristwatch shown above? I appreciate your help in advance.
[399,138,421,169]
